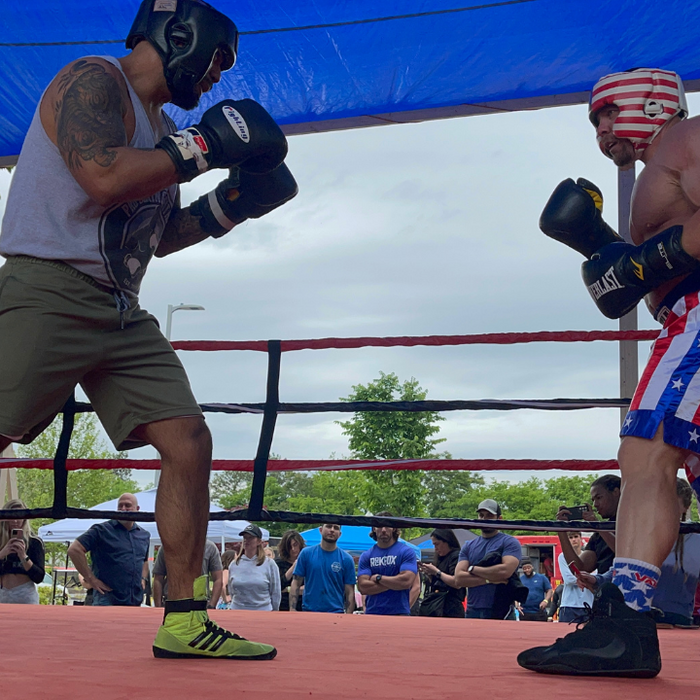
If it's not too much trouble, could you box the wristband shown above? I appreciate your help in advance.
[206,189,240,236]
[156,128,210,182]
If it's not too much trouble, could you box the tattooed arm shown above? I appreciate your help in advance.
[155,204,212,257]
[45,58,177,207]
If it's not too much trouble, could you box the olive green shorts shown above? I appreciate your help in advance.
[0,256,202,450]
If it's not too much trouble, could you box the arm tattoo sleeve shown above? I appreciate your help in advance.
[55,60,127,171]
[156,205,210,257]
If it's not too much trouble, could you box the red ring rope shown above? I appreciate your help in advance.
[0,458,619,472]
[171,329,658,353]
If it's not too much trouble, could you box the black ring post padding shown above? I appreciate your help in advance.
[247,340,282,520]
[52,393,77,519]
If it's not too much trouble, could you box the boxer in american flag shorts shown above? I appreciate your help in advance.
[622,292,700,457]
[519,68,700,678]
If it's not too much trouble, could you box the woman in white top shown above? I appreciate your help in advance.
[229,525,281,611]
[557,531,594,623]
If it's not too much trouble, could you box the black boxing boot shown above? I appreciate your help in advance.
[516,583,661,678]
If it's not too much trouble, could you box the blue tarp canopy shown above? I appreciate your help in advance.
[300,525,421,556]
[3,0,700,165]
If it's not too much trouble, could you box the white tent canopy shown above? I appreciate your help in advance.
[37,488,269,544]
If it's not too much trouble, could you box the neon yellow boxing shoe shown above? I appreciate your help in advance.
[153,575,277,660]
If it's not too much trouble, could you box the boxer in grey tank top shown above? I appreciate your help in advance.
[0,0,295,662]
[0,57,176,297]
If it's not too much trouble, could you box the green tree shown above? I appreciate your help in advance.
[428,474,595,534]
[15,413,137,511]
[210,469,366,537]
[337,372,450,517]
[423,470,486,518]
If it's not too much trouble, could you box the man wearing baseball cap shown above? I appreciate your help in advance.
[454,499,522,619]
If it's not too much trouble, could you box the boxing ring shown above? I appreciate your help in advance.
[2,328,699,697]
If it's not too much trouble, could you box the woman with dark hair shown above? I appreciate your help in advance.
[275,530,305,611]
[0,499,46,604]
[418,528,466,618]
[216,549,237,609]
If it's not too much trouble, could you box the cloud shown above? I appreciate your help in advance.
[4,93,692,493]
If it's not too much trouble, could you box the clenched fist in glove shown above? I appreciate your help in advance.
[539,178,622,258]
[157,99,288,182]
[191,162,298,237]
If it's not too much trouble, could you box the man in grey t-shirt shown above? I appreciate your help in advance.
[154,540,223,609]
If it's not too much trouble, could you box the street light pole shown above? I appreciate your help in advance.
[156,303,206,487]
[165,303,205,341]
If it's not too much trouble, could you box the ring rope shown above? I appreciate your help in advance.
[0,457,621,472]
[2,330,650,528]
[170,328,659,353]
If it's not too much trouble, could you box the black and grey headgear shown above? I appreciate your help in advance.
[126,0,239,110]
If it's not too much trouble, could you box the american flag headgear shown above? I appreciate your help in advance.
[589,68,688,158]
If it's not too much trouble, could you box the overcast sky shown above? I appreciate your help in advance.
[5,92,697,491]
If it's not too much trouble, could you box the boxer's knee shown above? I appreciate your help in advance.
[140,416,212,465]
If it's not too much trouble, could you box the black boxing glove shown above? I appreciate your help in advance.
[540,178,622,258]
[156,99,287,182]
[581,225,700,319]
[190,162,298,238]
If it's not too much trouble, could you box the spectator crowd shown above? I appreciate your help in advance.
[3,473,700,629]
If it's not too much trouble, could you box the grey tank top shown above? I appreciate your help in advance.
[0,56,178,297]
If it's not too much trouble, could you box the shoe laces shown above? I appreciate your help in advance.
[549,603,600,647]
[189,620,247,652]
[572,601,596,629]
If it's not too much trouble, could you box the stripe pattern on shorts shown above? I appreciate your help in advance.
[621,292,700,458]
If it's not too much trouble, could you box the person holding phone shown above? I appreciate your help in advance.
[418,529,466,618]
[556,474,620,575]
[0,499,46,604]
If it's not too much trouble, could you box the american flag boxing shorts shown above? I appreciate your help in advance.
[620,292,700,496]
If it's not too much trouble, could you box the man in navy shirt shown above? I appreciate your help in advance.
[68,492,150,606]
[290,523,356,613]
[519,558,552,621]
[454,499,522,619]
[358,512,418,615]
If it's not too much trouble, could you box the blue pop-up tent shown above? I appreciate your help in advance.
[3,0,700,165]
[300,525,420,557]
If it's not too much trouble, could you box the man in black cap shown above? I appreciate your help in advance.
[454,499,522,619]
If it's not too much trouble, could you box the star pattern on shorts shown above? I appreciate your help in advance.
[690,429,700,443]
[623,415,633,429]
[672,378,685,391]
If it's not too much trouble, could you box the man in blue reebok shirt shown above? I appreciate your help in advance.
[358,512,418,615]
